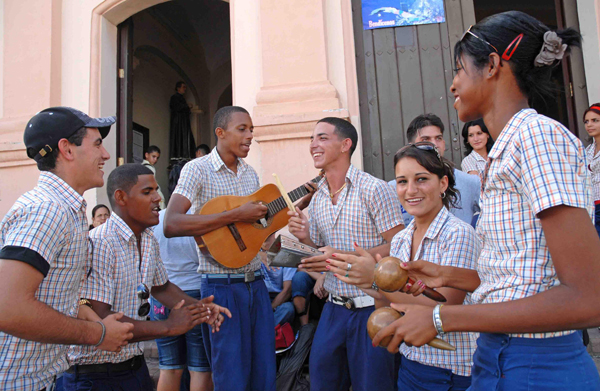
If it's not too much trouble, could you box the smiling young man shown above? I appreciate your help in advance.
[64,164,230,391]
[0,107,134,391]
[389,114,481,227]
[164,106,276,391]
[287,117,404,391]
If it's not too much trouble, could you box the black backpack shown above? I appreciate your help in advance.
[276,323,316,391]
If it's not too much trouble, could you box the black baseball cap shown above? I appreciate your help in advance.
[24,107,116,162]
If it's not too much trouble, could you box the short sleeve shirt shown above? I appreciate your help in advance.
[391,207,479,377]
[474,109,593,338]
[173,149,262,274]
[461,150,487,175]
[0,172,89,391]
[261,264,296,293]
[68,214,169,365]
[585,141,600,202]
[308,165,403,297]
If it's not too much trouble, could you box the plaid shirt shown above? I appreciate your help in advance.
[585,141,600,201]
[68,214,169,365]
[308,165,403,297]
[475,109,593,338]
[0,172,89,391]
[461,150,487,175]
[392,207,479,377]
[173,149,262,274]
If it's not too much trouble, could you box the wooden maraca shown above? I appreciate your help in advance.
[367,307,455,351]
[374,256,446,302]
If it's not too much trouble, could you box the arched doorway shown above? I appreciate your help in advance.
[90,0,231,206]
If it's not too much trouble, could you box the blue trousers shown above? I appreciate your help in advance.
[469,332,600,391]
[595,204,600,238]
[398,356,471,391]
[309,302,396,391]
[200,278,276,391]
[62,359,153,391]
[273,302,295,326]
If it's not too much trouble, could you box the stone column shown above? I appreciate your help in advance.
[0,0,62,215]
[253,0,348,189]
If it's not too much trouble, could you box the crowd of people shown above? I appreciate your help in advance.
[2,9,600,391]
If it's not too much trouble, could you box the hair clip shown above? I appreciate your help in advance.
[502,34,524,61]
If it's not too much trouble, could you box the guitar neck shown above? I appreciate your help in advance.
[266,174,322,216]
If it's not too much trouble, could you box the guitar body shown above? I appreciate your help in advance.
[196,184,291,269]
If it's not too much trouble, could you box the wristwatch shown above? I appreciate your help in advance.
[78,298,93,308]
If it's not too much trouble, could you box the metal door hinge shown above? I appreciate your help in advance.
[119,69,125,79]
[570,82,574,97]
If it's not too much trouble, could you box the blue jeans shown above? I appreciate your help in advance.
[200,277,276,391]
[309,302,396,391]
[398,355,471,391]
[273,301,295,326]
[291,271,316,299]
[62,358,153,391]
[595,203,600,238]
[149,290,210,372]
[470,332,600,390]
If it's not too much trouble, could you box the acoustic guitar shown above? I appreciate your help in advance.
[195,173,323,268]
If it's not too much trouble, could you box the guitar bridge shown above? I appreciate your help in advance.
[227,224,247,252]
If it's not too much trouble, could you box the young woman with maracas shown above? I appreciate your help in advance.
[328,143,480,390]
[367,11,600,391]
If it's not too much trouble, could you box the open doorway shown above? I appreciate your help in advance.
[117,0,232,204]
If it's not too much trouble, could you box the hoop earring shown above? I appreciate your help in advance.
[440,192,446,199]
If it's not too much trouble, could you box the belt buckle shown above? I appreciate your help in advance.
[244,271,255,283]
[344,298,355,310]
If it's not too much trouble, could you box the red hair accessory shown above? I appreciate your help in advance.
[502,34,524,61]
[590,106,600,112]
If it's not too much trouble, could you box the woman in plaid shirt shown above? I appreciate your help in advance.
[367,11,600,391]
[584,103,600,237]
[330,143,480,390]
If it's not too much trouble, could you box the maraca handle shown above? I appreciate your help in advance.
[407,277,447,302]
[428,337,456,351]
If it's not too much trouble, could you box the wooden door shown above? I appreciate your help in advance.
[117,18,134,165]
[560,0,589,139]
[352,0,475,180]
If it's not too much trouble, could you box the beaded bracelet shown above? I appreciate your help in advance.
[93,321,106,348]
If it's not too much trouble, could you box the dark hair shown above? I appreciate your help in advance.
[35,127,88,172]
[316,117,358,156]
[106,164,154,208]
[213,106,250,134]
[196,144,210,155]
[175,81,185,91]
[146,145,161,155]
[91,204,110,218]
[461,118,493,155]
[454,11,581,103]
[393,145,459,210]
[584,103,600,122]
[168,160,188,194]
[406,114,445,143]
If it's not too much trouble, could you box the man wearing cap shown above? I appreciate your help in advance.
[0,107,134,391]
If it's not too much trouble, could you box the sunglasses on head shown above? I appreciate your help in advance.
[459,25,524,62]
[399,142,443,162]
[137,283,150,317]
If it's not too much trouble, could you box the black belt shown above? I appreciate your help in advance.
[66,355,145,375]
[201,270,262,284]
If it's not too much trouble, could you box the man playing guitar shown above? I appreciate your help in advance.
[164,106,279,391]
